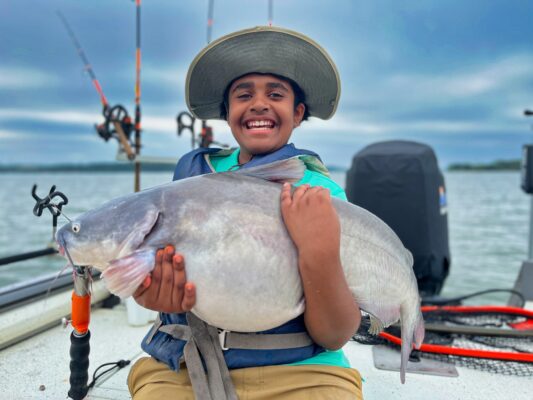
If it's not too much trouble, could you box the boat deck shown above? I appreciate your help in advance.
[2,297,533,399]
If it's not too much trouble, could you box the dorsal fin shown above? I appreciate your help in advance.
[231,156,306,183]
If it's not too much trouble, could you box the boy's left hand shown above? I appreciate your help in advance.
[280,183,340,259]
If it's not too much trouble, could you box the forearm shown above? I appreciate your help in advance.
[299,250,361,350]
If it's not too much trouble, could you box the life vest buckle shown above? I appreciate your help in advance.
[218,329,230,351]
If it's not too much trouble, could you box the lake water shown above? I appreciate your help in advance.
[0,170,528,305]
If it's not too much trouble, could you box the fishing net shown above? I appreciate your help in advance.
[352,307,533,377]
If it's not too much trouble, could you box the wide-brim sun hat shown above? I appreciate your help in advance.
[185,26,341,120]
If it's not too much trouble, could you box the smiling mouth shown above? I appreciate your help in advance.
[244,120,276,131]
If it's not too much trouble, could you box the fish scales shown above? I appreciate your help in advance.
[56,157,424,382]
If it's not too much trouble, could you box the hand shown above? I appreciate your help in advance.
[133,245,196,313]
[280,183,341,260]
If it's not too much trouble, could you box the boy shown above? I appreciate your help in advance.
[129,26,362,399]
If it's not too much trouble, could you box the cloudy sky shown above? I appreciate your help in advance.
[1,0,532,168]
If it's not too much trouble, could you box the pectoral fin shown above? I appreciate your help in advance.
[102,248,156,298]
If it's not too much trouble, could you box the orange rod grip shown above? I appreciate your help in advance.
[71,292,91,334]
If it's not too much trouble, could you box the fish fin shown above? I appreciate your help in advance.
[102,248,156,298]
[414,311,425,349]
[232,157,306,183]
[399,304,425,384]
[368,314,385,336]
[120,206,160,256]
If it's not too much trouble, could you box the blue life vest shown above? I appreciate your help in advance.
[142,144,326,371]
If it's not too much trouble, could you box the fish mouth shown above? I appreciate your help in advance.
[57,234,76,267]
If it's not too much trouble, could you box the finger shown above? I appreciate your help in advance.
[170,253,186,307]
[280,183,293,209]
[305,186,325,199]
[163,245,175,267]
[291,184,310,203]
[151,249,164,287]
[143,249,164,304]
[157,245,176,302]
[133,275,151,298]
[181,282,196,312]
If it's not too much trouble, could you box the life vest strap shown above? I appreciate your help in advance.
[185,312,238,400]
[151,317,314,351]
[143,313,315,399]
[221,330,313,350]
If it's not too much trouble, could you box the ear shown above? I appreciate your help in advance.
[293,103,306,127]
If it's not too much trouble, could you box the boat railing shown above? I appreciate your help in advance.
[0,246,58,267]
[0,246,101,312]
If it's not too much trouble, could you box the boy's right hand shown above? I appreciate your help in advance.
[133,245,196,313]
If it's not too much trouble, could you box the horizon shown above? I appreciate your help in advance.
[1,1,532,169]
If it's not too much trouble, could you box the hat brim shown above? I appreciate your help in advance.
[186,26,341,120]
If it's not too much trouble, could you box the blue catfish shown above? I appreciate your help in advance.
[56,157,424,382]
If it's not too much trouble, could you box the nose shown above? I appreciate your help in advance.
[250,94,269,113]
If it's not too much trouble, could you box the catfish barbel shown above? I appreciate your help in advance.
[56,157,424,382]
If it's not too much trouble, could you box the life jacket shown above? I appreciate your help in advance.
[142,143,329,371]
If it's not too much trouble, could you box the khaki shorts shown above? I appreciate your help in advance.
[128,356,363,400]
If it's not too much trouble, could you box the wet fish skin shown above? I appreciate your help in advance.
[56,158,424,383]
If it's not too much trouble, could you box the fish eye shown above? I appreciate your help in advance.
[72,223,81,234]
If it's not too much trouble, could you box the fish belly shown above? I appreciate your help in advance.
[175,202,305,332]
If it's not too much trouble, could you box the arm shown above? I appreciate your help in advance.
[133,245,196,313]
[280,183,361,350]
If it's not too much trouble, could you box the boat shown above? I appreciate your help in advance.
[2,135,533,399]
[1,2,532,399]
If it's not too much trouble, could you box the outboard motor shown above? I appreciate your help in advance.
[345,140,450,297]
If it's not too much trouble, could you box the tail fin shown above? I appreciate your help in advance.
[399,303,425,383]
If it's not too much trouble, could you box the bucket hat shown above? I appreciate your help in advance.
[185,26,341,120]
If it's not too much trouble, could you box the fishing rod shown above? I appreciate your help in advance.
[57,11,109,111]
[176,0,219,149]
[207,0,214,44]
[57,11,136,162]
[133,0,142,191]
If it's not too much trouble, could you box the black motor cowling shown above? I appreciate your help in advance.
[345,140,450,296]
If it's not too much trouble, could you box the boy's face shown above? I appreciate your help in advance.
[226,74,306,163]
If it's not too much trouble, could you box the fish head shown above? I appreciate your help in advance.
[56,195,160,270]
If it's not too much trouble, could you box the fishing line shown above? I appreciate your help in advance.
[57,10,109,110]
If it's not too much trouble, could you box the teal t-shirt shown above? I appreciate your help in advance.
[208,148,351,369]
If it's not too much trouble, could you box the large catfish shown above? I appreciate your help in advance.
[56,157,424,382]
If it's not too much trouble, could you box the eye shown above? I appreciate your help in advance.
[72,223,81,233]
[269,92,283,98]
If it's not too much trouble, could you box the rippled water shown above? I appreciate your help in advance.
[0,170,528,305]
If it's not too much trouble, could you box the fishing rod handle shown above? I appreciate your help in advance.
[68,330,90,400]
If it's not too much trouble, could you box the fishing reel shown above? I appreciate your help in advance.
[176,111,223,149]
[95,105,134,144]
[177,111,197,149]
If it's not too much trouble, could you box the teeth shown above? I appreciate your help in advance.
[246,120,274,128]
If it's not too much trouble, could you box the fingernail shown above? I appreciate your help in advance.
[165,245,173,253]
[174,254,183,263]
[143,276,152,287]
[185,283,193,292]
